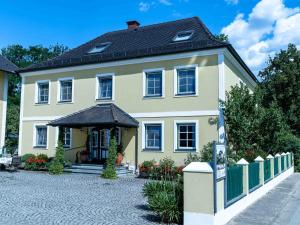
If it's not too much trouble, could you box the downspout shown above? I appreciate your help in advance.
[135,127,138,174]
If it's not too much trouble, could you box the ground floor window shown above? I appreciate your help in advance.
[35,125,47,148]
[63,128,72,149]
[142,122,164,151]
[174,121,198,151]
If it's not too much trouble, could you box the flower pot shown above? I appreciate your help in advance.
[116,153,123,166]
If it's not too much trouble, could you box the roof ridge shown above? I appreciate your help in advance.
[110,104,119,123]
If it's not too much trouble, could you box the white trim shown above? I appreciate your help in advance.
[183,162,213,173]
[22,110,219,122]
[0,73,8,148]
[20,49,224,77]
[142,121,164,152]
[174,64,198,96]
[18,76,25,155]
[218,53,225,103]
[95,73,115,101]
[184,212,214,225]
[33,123,49,149]
[142,68,165,98]
[34,80,51,104]
[173,120,199,152]
[57,77,74,103]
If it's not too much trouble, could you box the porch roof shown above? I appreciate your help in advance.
[48,103,139,128]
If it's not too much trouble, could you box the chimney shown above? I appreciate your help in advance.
[126,20,140,29]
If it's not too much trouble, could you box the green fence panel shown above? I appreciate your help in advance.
[274,158,279,176]
[227,165,243,203]
[248,162,260,191]
[264,160,271,182]
[281,157,285,172]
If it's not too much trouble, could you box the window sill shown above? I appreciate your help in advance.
[142,148,163,152]
[143,96,164,100]
[174,149,197,153]
[33,146,47,149]
[174,94,198,98]
[34,102,49,106]
[96,98,113,101]
[57,101,73,104]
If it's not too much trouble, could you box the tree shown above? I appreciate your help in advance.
[214,33,229,42]
[49,141,65,175]
[258,44,300,136]
[101,136,117,179]
[0,44,68,153]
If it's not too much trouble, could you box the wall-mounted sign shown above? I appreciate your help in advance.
[214,143,226,179]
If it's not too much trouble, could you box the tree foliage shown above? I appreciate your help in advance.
[49,141,65,175]
[258,44,300,136]
[0,44,68,152]
[101,136,117,179]
[214,33,229,42]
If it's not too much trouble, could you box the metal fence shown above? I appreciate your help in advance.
[274,157,279,176]
[248,162,260,191]
[227,165,244,204]
[281,157,285,171]
[264,160,271,182]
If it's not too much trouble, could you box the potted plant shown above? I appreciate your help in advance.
[80,149,89,163]
[116,144,124,166]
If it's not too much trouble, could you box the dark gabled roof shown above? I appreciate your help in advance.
[0,55,18,73]
[48,103,139,128]
[18,16,257,82]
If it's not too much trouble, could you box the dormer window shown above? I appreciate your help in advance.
[88,42,111,54]
[173,30,194,42]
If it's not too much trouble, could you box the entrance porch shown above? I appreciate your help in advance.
[48,103,139,170]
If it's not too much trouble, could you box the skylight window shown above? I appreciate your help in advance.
[88,42,111,54]
[173,31,194,42]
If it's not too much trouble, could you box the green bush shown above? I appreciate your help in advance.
[184,153,201,165]
[49,141,65,175]
[143,181,174,199]
[148,191,180,224]
[36,154,49,161]
[201,142,213,162]
[21,153,36,162]
[101,136,117,179]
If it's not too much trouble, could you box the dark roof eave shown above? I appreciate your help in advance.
[48,122,138,128]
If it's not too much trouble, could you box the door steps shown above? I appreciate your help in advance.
[64,164,133,176]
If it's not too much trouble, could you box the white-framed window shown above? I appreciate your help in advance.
[35,80,50,104]
[96,73,115,100]
[142,121,164,151]
[143,68,165,98]
[33,124,48,148]
[57,77,74,103]
[63,128,72,149]
[174,65,198,96]
[174,120,198,152]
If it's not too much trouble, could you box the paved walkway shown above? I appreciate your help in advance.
[227,173,300,225]
[0,171,163,225]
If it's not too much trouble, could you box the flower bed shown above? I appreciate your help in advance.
[24,154,49,171]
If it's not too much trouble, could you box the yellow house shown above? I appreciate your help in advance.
[18,17,257,170]
[0,55,18,150]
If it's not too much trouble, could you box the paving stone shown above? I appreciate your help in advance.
[0,171,164,225]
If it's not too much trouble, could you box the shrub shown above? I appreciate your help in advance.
[143,181,174,199]
[21,153,36,162]
[148,191,180,224]
[49,141,65,175]
[101,137,117,179]
[24,157,48,171]
[201,142,213,162]
[36,154,49,161]
[184,153,201,165]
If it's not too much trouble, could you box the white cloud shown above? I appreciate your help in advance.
[221,0,300,74]
[159,0,172,5]
[139,2,151,12]
[225,0,239,5]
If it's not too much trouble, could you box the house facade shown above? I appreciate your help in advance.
[0,55,18,150]
[18,17,256,169]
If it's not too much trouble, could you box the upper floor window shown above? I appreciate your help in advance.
[96,74,114,100]
[58,78,73,103]
[36,80,50,104]
[173,30,194,42]
[174,65,198,96]
[34,125,47,148]
[144,70,164,97]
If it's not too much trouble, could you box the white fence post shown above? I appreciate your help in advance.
[267,154,274,179]
[237,158,249,195]
[255,156,264,185]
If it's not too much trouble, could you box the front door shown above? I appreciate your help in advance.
[89,128,110,164]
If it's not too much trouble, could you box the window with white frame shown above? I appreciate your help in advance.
[63,128,72,148]
[175,122,196,151]
[37,81,49,104]
[176,66,196,95]
[35,126,47,148]
[97,75,113,100]
[59,79,73,102]
[144,123,163,151]
[145,70,163,97]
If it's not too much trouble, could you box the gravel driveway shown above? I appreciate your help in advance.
[0,171,161,225]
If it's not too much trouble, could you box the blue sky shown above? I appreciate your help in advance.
[0,0,299,73]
